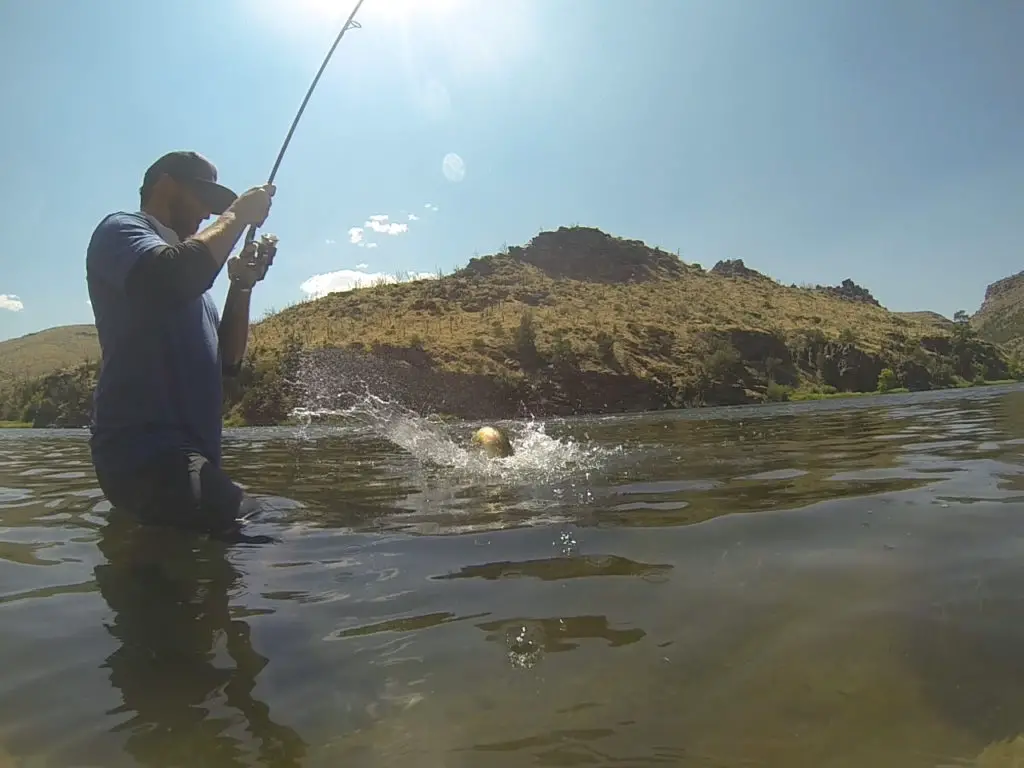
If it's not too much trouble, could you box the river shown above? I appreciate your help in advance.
[4,385,1024,767]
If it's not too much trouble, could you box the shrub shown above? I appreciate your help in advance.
[766,380,792,402]
[877,367,899,393]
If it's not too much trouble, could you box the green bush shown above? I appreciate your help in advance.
[766,380,792,402]
[877,367,899,393]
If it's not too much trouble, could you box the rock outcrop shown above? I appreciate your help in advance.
[815,279,881,307]
[973,270,1024,350]
[458,226,689,284]
[710,259,768,280]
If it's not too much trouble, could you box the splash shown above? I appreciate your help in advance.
[292,393,609,485]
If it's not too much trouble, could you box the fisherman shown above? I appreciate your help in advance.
[471,425,515,458]
[86,150,276,539]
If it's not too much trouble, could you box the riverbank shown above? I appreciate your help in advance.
[774,378,1019,403]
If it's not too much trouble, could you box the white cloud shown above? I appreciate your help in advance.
[0,294,23,312]
[300,269,437,299]
[364,215,408,236]
[325,238,336,245]
[356,263,369,269]
[344,210,423,249]
[85,299,92,307]
[424,203,439,211]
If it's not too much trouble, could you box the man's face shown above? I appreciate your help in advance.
[166,178,215,240]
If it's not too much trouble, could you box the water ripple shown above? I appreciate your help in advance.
[1,386,1024,765]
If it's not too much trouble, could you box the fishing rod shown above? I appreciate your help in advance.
[247,0,369,275]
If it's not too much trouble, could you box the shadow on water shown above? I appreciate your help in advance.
[5,385,1024,765]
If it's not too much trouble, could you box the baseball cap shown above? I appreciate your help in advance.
[141,151,238,214]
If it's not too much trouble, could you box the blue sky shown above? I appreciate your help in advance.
[1,0,1022,342]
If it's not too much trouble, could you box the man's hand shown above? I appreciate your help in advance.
[227,241,271,290]
[227,184,276,227]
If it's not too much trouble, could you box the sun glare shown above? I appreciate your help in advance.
[365,0,465,25]
[248,0,472,45]
[279,0,464,26]
[247,0,537,92]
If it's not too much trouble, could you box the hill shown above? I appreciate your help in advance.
[241,226,1012,422]
[894,311,953,333]
[973,271,1024,353]
[1,226,1016,427]
[0,325,98,381]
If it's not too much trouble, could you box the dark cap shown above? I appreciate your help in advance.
[141,151,238,214]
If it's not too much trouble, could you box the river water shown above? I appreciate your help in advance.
[4,386,1024,767]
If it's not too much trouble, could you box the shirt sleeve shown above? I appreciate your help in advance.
[86,213,168,291]
[87,212,219,309]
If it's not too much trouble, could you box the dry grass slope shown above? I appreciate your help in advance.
[249,226,945,402]
[894,311,953,333]
[0,324,99,381]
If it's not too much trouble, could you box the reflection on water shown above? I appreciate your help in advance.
[2,386,1024,765]
[93,509,307,767]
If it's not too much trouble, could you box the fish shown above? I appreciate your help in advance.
[471,425,514,458]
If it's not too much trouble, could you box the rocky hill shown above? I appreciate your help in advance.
[973,271,1024,352]
[2,226,1015,427]
[240,226,1012,422]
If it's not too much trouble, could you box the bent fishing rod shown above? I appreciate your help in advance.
[247,0,368,273]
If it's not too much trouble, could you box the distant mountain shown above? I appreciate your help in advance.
[973,271,1024,353]
[0,324,98,381]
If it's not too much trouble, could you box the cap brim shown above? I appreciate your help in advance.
[190,179,238,215]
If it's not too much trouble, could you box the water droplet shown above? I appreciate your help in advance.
[555,529,578,556]
[505,622,545,669]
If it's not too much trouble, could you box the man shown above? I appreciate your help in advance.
[86,150,276,538]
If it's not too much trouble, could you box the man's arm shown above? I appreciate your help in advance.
[191,210,250,270]
[101,186,274,311]
[219,239,276,376]
[193,185,274,271]
[219,279,252,376]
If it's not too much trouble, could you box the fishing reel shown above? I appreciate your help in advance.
[245,233,278,281]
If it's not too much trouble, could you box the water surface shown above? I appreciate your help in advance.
[4,386,1024,766]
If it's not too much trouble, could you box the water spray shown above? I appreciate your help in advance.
[246,0,369,276]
